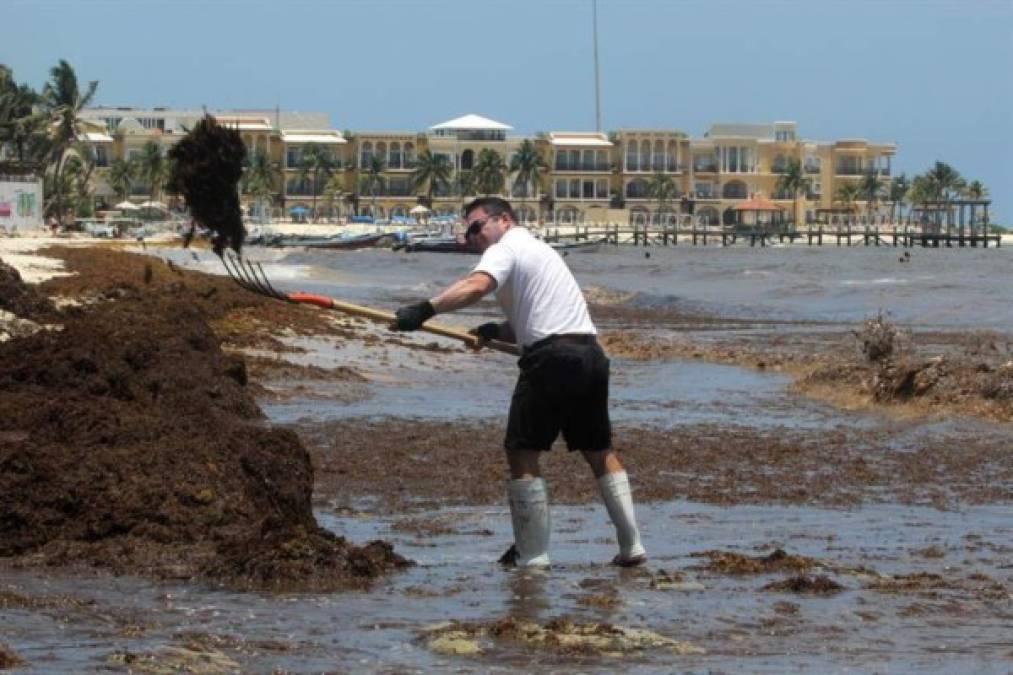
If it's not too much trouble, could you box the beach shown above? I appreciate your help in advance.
[0,236,1011,672]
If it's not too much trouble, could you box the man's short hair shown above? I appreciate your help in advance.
[463,197,516,223]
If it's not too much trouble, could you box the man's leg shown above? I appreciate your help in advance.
[582,450,647,566]
[502,449,551,567]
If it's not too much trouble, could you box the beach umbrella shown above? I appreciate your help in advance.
[289,205,309,215]
[409,204,431,216]
[140,200,168,210]
[115,200,140,211]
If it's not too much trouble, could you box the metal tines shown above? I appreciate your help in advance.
[220,251,291,302]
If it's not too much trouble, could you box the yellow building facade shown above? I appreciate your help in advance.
[75,108,896,226]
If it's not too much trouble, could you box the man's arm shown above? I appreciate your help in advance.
[392,272,497,331]
[430,271,497,313]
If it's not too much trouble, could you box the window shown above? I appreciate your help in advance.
[640,140,651,171]
[287,146,301,168]
[596,179,608,199]
[555,151,568,171]
[389,142,401,169]
[570,179,580,198]
[626,141,638,171]
[626,179,648,199]
[555,180,567,198]
[583,180,594,199]
[461,149,474,170]
[653,141,664,172]
[695,182,713,198]
[94,146,109,167]
[359,142,372,167]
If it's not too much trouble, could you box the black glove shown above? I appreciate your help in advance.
[470,322,501,341]
[392,301,436,331]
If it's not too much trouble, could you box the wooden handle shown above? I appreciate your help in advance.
[287,292,521,356]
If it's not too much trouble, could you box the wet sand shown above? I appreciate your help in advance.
[1,243,1011,672]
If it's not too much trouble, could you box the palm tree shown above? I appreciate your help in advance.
[410,149,452,205]
[242,150,279,221]
[646,171,678,225]
[108,157,136,202]
[473,148,506,196]
[925,161,964,202]
[509,139,547,223]
[361,154,386,218]
[321,172,346,220]
[455,169,476,200]
[888,173,910,223]
[963,179,988,201]
[0,66,47,170]
[41,60,98,224]
[834,182,860,218]
[138,141,167,200]
[857,168,884,220]
[774,158,809,227]
[298,145,337,221]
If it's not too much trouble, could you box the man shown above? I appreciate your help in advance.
[392,197,646,568]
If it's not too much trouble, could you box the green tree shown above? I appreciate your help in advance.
[473,148,506,196]
[138,140,168,200]
[774,158,809,227]
[509,139,547,224]
[888,173,910,222]
[108,157,136,202]
[834,182,860,215]
[242,150,279,221]
[857,168,885,219]
[297,145,338,221]
[0,65,48,170]
[646,171,678,225]
[361,154,386,218]
[924,161,964,202]
[321,172,346,220]
[410,149,452,204]
[963,179,988,200]
[455,169,476,200]
[41,60,97,223]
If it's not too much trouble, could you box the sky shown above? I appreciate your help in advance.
[6,0,1013,222]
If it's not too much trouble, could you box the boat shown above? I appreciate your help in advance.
[549,237,608,253]
[264,232,394,250]
[403,238,475,254]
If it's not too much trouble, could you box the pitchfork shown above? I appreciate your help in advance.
[220,252,521,356]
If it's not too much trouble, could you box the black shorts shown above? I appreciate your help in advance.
[504,335,612,452]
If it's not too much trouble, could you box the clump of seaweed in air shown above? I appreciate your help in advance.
[168,114,246,255]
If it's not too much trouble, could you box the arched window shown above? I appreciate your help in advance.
[626,178,648,199]
[360,142,372,167]
[626,141,638,171]
[559,206,582,224]
[640,140,651,171]
[404,142,415,166]
[722,207,737,225]
[772,154,787,173]
[653,141,664,172]
[722,180,748,199]
[667,141,677,171]
[697,206,719,226]
[389,142,401,169]
[630,207,649,225]
[461,149,474,170]
[376,143,387,166]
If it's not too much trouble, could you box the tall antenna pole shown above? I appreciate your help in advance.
[592,0,602,132]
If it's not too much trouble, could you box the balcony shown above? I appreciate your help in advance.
[554,160,610,172]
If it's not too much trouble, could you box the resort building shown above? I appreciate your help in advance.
[73,107,897,226]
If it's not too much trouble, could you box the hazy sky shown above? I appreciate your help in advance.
[6,0,1012,221]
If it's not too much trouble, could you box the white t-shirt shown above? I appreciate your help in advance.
[472,227,596,347]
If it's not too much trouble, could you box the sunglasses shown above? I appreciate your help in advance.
[465,215,498,239]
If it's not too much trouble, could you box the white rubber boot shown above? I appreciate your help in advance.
[598,470,647,565]
[506,477,551,568]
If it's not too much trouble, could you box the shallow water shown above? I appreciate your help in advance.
[156,242,1013,330]
[31,243,1000,672]
[3,501,1010,673]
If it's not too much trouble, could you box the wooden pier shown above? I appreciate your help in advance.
[541,224,1002,249]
